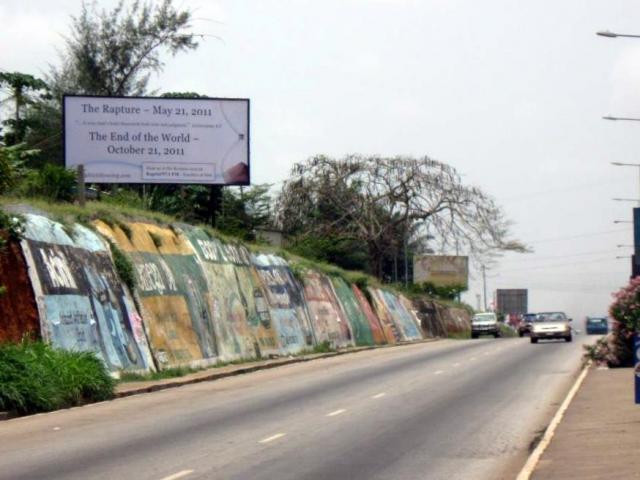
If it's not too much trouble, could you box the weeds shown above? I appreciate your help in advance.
[0,340,114,415]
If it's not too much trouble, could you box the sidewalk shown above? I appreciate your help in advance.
[532,367,640,480]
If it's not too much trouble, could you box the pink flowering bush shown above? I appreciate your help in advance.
[603,277,640,366]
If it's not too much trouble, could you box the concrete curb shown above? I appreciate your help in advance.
[515,361,592,480]
[115,339,438,399]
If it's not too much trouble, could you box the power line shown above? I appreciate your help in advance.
[526,228,630,245]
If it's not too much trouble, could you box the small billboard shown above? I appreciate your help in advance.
[413,255,468,288]
[64,95,250,185]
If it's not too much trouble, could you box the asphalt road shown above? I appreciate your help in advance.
[0,335,595,480]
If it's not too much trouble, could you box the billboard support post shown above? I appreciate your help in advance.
[77,164,86,208]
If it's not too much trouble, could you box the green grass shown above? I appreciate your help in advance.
[0,340,115,415]
[447,329,472,340]
[118,357,258,382]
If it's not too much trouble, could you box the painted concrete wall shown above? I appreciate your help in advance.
[351,285,388,345]
[331,278,375,346]
[302,271,354,349]
[252,254,313,354]
[21,215,154,372]
[94,220,216,369]
[2,212,472,372]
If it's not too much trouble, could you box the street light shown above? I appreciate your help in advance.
[614,220,633,224]
[611,162,640,207]
[617,244,634,248]
[597,30,640,39]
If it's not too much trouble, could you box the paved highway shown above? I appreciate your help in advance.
[0,335,594,480]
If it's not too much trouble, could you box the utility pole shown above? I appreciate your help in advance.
[482,265,487,311]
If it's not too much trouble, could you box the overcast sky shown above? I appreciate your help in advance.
[3,0,640,321]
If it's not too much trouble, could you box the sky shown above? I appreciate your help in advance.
[2,0,640,321]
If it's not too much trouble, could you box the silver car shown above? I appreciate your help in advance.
[530,312,572,343]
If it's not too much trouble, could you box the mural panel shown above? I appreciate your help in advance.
[252,254,312,353]
[351,285,388,345]
[368,288,400,344]
[331,278,374,346]
[94,221,216,368]
[379,290,423,341]
[21,215,153,371]
[184,227,278,360]
[302,271,354,348]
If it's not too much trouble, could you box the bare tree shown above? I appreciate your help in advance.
[276,154,527,278]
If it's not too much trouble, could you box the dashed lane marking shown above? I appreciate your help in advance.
[327,409,347,417]
[159,470,194,480]
[434,370,444,375]
[372,393,386,399]
[259,433,286,444]
[452,362,461,367]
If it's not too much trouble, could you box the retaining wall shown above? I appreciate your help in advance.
[1,211,472,372]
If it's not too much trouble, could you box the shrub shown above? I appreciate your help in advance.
[0,340,115,415]
[602,277,640,367]
[18,163,77,202]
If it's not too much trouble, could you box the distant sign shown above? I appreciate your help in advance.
[413,255,468,288]
[64,95,250,185]
[496,289,528,315]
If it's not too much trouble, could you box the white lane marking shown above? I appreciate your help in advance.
[259,433,286,444]
[470,356,477,361]
[516,363,591,480]
[327,409,347,417]
[434,370,444,375]
[52,427,61,431]
[372,393,386,399]
[452,362,461,367]
[159,470,194,480]
[484,351,491,355]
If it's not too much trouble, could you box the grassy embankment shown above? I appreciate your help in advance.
[0,340,114,415]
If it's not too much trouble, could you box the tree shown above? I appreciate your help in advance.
[48,0,199,98]
[276,154,527,278]
[0,72,48,145]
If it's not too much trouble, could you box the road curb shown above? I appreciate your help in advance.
[115,338,439,399]
[515,361,592,480]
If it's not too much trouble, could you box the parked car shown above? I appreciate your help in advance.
[518,313,537,337]
[471,312,499,339]
[530,312,572,343]
[585,317,609,335]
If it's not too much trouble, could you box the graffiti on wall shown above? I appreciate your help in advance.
[21,215,153,371]
[252,254,311,353]
[302,271,354,348]
[184,228,279,360]
[351,285,388,345]
[94,221,217,368]
[330,277,374,346]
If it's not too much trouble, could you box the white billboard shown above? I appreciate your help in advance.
[64,95,250,185]
[413,255,469,288]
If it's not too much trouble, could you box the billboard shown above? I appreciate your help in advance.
[413,255,468,288]
[64,95,250,185]
[496,289,528,315]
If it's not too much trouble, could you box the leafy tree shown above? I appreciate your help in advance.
[216,185,273,241]
[0,72,48,145]
[0,144,39,194]
[48,0,199,98]
[276,154,527,278]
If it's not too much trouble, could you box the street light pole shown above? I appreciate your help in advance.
[597,30,640,39]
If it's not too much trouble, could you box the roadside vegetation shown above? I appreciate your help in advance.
[0,340,114,415]
[584,276,640,367]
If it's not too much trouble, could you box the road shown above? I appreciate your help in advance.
[0,335,594,480]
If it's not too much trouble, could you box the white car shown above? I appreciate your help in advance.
[530,312,572,343]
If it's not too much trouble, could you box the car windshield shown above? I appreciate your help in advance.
[535,312,567,322]
[523,314,536,322]
[473,314,495,322]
